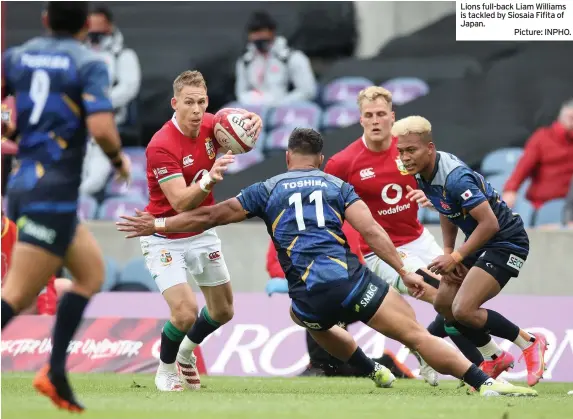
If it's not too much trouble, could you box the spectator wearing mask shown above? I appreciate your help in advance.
[82,5,142,197]
[235,11,317,106]
[503,99,573,209]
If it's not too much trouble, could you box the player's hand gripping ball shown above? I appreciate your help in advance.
[213,108,260,154]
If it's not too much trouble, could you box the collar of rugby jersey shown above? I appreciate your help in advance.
[552,121,573,142]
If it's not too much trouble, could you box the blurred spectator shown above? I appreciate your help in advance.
[235,11,317,106]
[565,176,573,227]
[79,139,113,197]
[86,5,141,128]
[503,99,573,209]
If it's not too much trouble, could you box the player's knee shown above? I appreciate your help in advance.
[433,296,454,321]
[401,326,429,353]
[209,304,234,325]
[170,300,198,330]
[451,301,479,328]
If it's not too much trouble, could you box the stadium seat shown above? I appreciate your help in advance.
[97,195,148,221]
[267,101,322,130]
[514,198,535,228]
[485,174,510,194]
[123,146,147,175]
[534,199,566,226]
[480,147,523,176]
[101,257,120,292]
[118,257,158,292]
[322,103,360,129]
[227,147,265,175]
[321,76,373,106]
[424,208,441,224]
[78,194,98,220]
[105,171,148,200]
[265,126,298,150]
[222,102,270,127]
[381,77,429,106]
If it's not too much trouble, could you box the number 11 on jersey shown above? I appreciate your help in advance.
[288,190,325,231]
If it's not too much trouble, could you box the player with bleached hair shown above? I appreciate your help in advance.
[117,127,538,397]
[393,115,547,388]
[142,69,263,391]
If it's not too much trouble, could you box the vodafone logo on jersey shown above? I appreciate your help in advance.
[378,184,411,216]
[360,168,375,180]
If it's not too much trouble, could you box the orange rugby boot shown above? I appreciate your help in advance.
[33,365,85,413]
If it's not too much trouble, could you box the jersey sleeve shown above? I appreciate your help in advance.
[236,182,269,219]
[341,182,361,209]
[324,155,346,181]
[447,171,487,211]
[79,59,113,115]
[147,145,183,184]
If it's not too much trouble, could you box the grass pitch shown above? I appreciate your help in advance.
[2,373,572,419]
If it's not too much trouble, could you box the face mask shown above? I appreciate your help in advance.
[253,39,272,53]
[87,32,109,45]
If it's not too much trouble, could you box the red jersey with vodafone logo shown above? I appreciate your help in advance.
[145,113,221,239]
[324,136,424,254]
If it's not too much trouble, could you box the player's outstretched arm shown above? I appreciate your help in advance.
[117,198,248,238]
[345,200,425,297]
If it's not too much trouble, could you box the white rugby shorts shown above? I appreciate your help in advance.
[140,229,230,293]
[365,228,443,294]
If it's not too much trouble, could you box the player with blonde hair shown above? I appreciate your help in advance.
[142,69,262,391]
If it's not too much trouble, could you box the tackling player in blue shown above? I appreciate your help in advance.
[394,116,548,387]
[1,2,130,412]
[117,127,537,397]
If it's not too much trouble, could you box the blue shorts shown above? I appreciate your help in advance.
[463,245,528,289]
[290,268,390,331]
[7,190,78,258]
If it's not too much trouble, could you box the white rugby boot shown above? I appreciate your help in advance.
[176,351,201,390]
[413,351,439,387]
[155,361,184,392]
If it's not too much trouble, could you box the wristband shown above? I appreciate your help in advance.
[105,149,123,168]
[199,173,214,192]
[398,266,410,277]
[154,218,167,233]
[451,251,464,264]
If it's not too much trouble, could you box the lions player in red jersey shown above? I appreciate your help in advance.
[325,86,485,386]
[142,70,262,391]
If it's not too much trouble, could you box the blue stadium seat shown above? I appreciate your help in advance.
[481,147,523,176]
[98,195,148,221]
[119,257,158,292]
[226,147,265,174]
[265,125,298,151]
[267,101,321,130]
[123,146,147,175]
[321,77,373,106]
[513,198,535,228]
[101,257,120,291]
[534,199,566,226]
[380,77,429,106]
[322,103,360,129]
[424,208,441,224]
[417,206,427,223]
[485,174,510,194]
[78,194,98,221]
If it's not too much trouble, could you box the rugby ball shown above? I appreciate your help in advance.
[213,108,258,154]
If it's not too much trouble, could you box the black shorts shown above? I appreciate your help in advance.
[291,268,390,331]
[7,191,78,258]
[462,246,528,289]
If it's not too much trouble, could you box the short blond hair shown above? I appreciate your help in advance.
[357,86,392,109]
[391,116,432,140]
[173,70,207,96]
